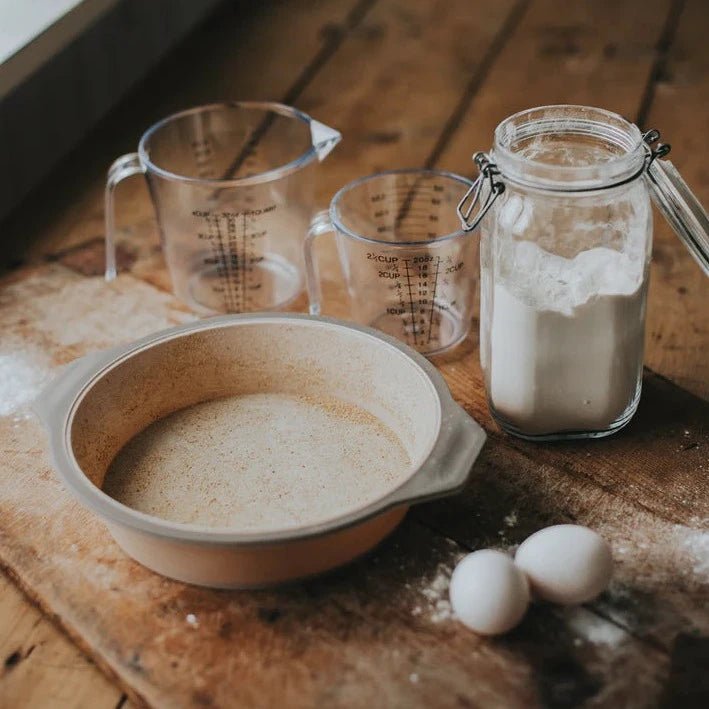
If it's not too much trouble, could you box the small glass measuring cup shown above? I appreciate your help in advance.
[305,169,476,355]
[105,102,341,314]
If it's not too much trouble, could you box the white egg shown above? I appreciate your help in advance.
[449,549,530,635]
[514,524,613,605]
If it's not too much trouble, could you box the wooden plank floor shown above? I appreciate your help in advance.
[0,0,707,707]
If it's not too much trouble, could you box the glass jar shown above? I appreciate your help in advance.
[458,105,709,441]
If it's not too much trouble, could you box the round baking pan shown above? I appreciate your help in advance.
[36,314,485,588]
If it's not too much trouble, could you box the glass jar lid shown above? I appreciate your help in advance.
[457,107,709,277]
[645,155,709,276]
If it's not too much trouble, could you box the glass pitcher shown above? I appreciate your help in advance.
[458,105,709,441]
[105,102,341,315]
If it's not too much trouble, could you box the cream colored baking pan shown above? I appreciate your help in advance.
[36,314,485,588]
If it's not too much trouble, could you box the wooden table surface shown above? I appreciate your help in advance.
[0,0,707,707]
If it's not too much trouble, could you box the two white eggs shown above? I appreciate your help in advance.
[449,524,613,635]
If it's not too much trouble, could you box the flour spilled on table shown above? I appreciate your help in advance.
[409,540,463,623]
[503,510,519,528]
[0,349,52,420]
[419,565,455,623]
[565,607,626,648]
[674,519,709,583]
[498,510,520,542]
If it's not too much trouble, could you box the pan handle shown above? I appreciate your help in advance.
[383,403,486,508]
[32,349,118,428]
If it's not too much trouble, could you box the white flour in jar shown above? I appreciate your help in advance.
[484,240,647,435]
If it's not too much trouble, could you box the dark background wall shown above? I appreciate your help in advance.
[0,0,222,221]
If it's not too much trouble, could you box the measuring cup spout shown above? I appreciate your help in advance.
[310,120,342,161]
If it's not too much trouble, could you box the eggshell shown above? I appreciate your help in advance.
[514,524,613,605]
[449,549,530,635]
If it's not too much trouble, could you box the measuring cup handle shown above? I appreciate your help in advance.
[304,210,335,316]
[105,152,145,282]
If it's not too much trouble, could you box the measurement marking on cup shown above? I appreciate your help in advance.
[427,256,441,344]
[211,213,233,312]
[370,186,437,197]
[242,213,248,309]
[194,207,275,312]
[216,213,238,312]
[236,215,246,311]
[403,259,418,347]
[225,213,236,311]
[191,137,216,179]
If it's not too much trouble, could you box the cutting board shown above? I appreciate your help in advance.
[0,260,707,707]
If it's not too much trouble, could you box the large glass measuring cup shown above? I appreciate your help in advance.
[305,169,476,355]
[105,102,341,314]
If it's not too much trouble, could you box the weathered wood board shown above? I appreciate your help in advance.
[0,572,122,709]
[0,262,706,708]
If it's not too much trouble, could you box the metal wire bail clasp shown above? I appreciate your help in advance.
[642,129,671,166]
[457,152,505,232]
